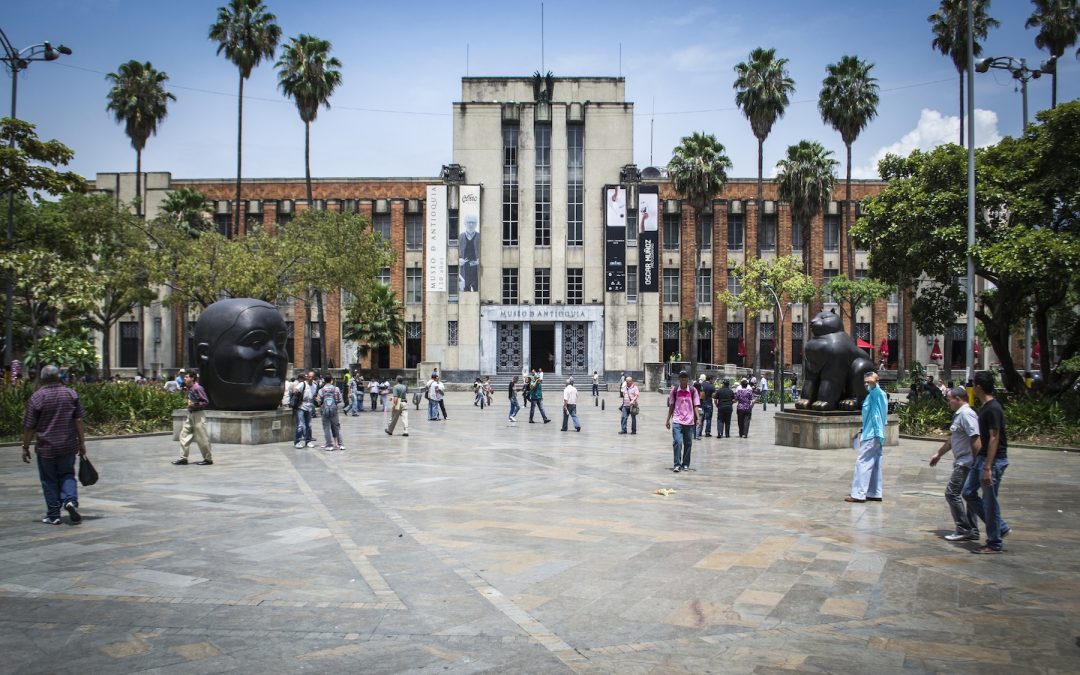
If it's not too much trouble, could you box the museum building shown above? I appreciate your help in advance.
[93,75,964,382]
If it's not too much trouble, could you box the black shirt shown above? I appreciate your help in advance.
[976,398,1008,459]
[508,381,516,400]
[714,386,735,410]
[701,382,715,405]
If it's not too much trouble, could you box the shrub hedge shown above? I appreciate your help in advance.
[898,392,1080,447]
[0,382,185,441]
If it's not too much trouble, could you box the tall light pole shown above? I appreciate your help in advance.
[763,283,785,412]
[975,54,1050,374]
[964,0,976,385]
[0,28,71,369]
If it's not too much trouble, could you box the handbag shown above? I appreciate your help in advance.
[78,455,99,487]
[629,403,640,416]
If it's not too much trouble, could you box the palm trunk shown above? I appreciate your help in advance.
[896,289,905,382]
[1052,71,1057,109]
[176,304,186,371]
[846,143,856,339]
[102,322,112,378]
[754,138,763,375]
[305,121,313,204]
[235,74,244,239]
[958,72,965,147]
[316,289,328,370]
[302,296,312,368]
[943,330,953,381]
[135,148,143,219]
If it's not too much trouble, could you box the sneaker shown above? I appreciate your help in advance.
[681,466,694,472]
[618,430,628,435]
[1001,527,1011,538]
[945,532,977,542]
[973,545,1003,554]
[509,416,516,422]
[402,433,409,437]
[671,465,681,473]
[338,444,347,450]
[384,428,392,435]
[195,460,213,465]
[294,442,305,449]
[306,441,316,448]
[576,427,581,432]
[42,516,61,525]
[321,444,333,449]
[543,419,551,424]
[64,502,81,523]
[172,458,188,465]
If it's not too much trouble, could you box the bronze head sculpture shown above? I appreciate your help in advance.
[193,298,289,410]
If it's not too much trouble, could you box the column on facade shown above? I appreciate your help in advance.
[679,203,697,361]
[809,211,826,317]
[712,200,729,365]
[743,199,760,368]
[389,199,406,369]
[872,297,888,368]
[902,287,915,369]
[777,201,794,371]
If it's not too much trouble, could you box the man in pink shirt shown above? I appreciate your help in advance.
[665,370,701,472]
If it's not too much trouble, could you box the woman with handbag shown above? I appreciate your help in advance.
[619,376,640,435]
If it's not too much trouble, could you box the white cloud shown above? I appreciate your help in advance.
[670,45,721,73]
[852,108,1002,179]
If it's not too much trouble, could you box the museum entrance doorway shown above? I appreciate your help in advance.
[530,323,556,373]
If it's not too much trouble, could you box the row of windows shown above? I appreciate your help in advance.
[504,122,585,247]
[657,212,857,253]
[497,268,585,305]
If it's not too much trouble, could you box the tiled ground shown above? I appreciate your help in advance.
[1,392,1078,673]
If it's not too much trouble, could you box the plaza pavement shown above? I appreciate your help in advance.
[1,390,1078,674]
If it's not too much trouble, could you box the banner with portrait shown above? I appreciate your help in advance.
[638,186,659,293]
[425,185,447,292]
[458,185,481,292]
[605,186,626,292]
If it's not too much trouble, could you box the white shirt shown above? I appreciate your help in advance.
[759,378,769,391]
[563,385,578,405]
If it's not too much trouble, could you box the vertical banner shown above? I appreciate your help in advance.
[458,185,481,292]
[605,186,626,292]
[638,186,659,293]
[426,185,447,292]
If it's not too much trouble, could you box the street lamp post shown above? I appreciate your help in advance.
[763,283,785,412]
[975,54,1050,374]
[0,28,72,368]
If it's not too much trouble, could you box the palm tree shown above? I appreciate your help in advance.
[1026,0,1080,108]
[276,34,343,204]
[774,141,838,283]
[209,0,281,238]
[819,55,880,337]
[929,0,1000,146]
[160,187,212,237]
[668,132,731,377]
[105,60,176,220]
[343,283,405,371]
[734,48,795,260]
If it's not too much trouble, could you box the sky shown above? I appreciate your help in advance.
[4,0,1077,183]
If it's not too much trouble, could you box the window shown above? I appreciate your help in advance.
[534,123,551,246]
[696,324,713,365]
[567,124,584,246]
[309,322,323,369]
[822,268,839,302]
[854,269,867,281]
[791,322,804,366]
[951,322,967,368]
[567,268,583,305]
[535,268,551,305]
[696,268,712,305]
[760,322,775,370]
[626,206,637,247]
[697,213,712,251]
[406,268,422,304]
[663,213,680,250]
[727,321,744,365]
[886,322,898,368]
[448,265,459,303]
[759,213,777,251]
[448,207,459,243]
[627,321,638,347]
[626,265,638,303]
[214,212,231,237]
[405,213,423,250]
[119,321,139,368]
[502,125,519,245]
[373,212,391,242]
[448,320,459,346]
[378,267,391,286]
[502,268,518,304]
[727,212,744,251]
[888,286,899,304]
[823,214,840,252]
[403,322,422,368]
[726,273,742,297]
[791,220,803,251]
[856,322,871,341]
[277,204,293,227]
[663,268,680,304]
[663,321,681,362]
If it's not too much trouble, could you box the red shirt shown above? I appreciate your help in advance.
[23,383,85,457]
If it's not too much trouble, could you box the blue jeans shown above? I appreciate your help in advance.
[345,392,358,414]
[620,405,637,433]
[294,408,313,443]
[850,435,883,499]
[561,404,580,430]
[508,397,520,420]
[697,404,713,438]
[428,400,440,420]
[529,399,549,422]
[963,455,1010,550]
[37,452,78,518]
[672,422,694,468]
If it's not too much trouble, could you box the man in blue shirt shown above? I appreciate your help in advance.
[846,371,887,503]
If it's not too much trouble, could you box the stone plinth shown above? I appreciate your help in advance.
[774,410,899,450]
[172,408,295,445]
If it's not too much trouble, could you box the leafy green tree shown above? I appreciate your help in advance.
[160,187,212,237]
[667,132,731,376]
[774,141,838,278]
[734,47,795,259]
[209,0,281,237]
[105,60,176,219]
[342,283,404,368]
[819,55,879,336]
[276,34,342,205]
[1026,0,1080,108]
[24,334,98,376]
[0,248,100,347]
[928,0,1000,145]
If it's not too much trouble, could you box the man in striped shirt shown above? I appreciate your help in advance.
[21,365,87,525]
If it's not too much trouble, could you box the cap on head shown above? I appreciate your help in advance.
[678,370,689,378]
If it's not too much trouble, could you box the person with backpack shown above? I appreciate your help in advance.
[292,371,318,449]
[315,374,344,450]
[665,370,701,472]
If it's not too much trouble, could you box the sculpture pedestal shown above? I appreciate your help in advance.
[774,410,899,450]
[172,408,295,445]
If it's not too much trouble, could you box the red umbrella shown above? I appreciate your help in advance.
[856,338,873,350]
[737,336,747,358]
[1031,339,1041,362]
[973,338,981,358]
[879,339,889,358]
[930,338,942,361]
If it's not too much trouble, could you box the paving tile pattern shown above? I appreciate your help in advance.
[1,393,1078,673]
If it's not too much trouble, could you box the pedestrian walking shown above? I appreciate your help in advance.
[963,371,1012,554]
[697,374,715,438]
[758,375,769,411]
[368,378,380,411]
[619,376,640,434]
[21,365,87,524]
[473,377,486,408]
[315,374,344,450]
[929,387,981,541]
[713,379,734,438]
[426,374,445,421]
[734,379,755,438]
[528,373,551,423]
[344,374,359,416]
[378,378,391,412]
[385,375,410,436]
[354,373,366,412]
[173,370,214,465]
[665,370,700,472]
[508,375,521,422]
[846,371,887,503]
[561,378,581,432]
[591,371,599,397]
[292,371,318,448]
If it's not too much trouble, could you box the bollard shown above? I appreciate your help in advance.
[601,399,605,411]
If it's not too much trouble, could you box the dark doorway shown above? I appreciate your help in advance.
[531,324,556,372]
